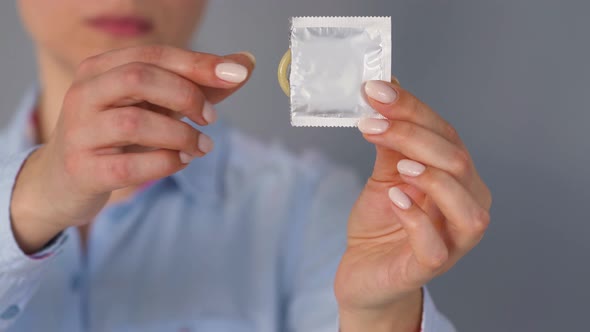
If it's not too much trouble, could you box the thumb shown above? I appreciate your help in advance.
[202,52,256,104]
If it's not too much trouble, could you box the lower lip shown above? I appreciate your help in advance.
[87,17,153,38]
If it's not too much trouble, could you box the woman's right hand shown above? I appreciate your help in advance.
[10,45,255,253]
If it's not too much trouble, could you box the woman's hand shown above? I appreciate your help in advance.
[10,45,255,253]
[336,80,492,331]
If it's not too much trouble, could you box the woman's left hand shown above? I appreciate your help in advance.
[335,80,492,331]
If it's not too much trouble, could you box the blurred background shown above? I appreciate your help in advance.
[1,0,589,331]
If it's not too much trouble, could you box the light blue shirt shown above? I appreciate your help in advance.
[0,87,454,331]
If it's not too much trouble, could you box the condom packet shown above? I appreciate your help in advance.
[289,16,391,127]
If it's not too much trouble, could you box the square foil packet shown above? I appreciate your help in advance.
[290,16,391,127]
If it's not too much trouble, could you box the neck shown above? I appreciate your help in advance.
[36,49,75,143]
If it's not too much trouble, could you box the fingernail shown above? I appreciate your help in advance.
[237,51,256,65]
[198,133,214,154]
[365,80,398,104]
[358,118,390,135]
[179,151,195,164]
[202,101,217,124]
[388,187,412,210]
[397,159,426,177]
[215,63,248,83]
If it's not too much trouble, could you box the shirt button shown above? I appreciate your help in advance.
[0,305,20,320]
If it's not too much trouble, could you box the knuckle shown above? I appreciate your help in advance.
[444,123,460,143]
[121,63,152,86]
[107,158,132,184]
[177,83,201,111]
[423,169,444,193]
[114,108,142,136]
[450,149,471,176]
[392,122,418,143]
[423,249,449,270]
[403,218,422,234]
[77,55,100,75]
[471,208,491,234]
[401,93,428,122]
[407,96,424,119]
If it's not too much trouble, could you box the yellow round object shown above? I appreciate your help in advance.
[278,49,291,96]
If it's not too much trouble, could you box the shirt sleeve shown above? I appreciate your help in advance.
[283,160,456,332]
[0,148,68,329]
[421,287,457,332]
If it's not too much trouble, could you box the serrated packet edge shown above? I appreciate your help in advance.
[289,16,392,128]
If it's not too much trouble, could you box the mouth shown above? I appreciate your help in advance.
[85,15,154,38]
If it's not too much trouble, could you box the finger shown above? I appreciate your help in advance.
[76,62,214,125]
[360,120,474,184]
[81,106,213,159]
[86,149,187,192]
[370,145,405,183]
[131,101,184,120]
[200,52,256,104]
[75,45,255,96]
[363,80,464,146]
[387,186,449,279]
[369,145,444,226]
[396,159,491,250]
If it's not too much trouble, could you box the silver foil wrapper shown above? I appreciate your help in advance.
[290,17,391,127]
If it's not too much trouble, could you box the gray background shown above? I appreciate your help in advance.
[1,0,589,331]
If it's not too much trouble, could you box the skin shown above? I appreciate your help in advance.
[337,83,492,330]
[10,0,492,331]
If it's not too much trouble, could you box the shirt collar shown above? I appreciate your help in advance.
[7,84,227,200]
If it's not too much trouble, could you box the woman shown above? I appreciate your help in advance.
[0,0,491,331]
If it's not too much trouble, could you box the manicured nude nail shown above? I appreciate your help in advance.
[365,81,398,104]
[202,101,217,124]
[179,152,195,164]
[215,63,248,83]
[388,187,412,210]
[358,118,390,134]
[198,133,214,154]
[238,51,256,65]
[397,159,426,177]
